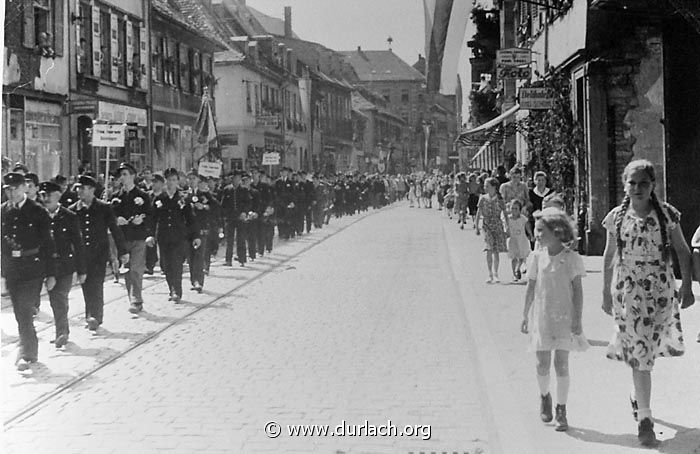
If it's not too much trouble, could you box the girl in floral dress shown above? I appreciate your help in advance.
[476,177,508,283]
[602,159,695,447]
[507,200,532,281]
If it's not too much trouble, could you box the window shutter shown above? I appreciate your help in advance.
[110,12,118,82]
[92,4,101,76]
[126,18,134,86]
[75,0,82,73]
[53,0,65,56]
[23,0,35,48]
[139,23,148,89]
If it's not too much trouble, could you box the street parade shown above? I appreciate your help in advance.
[2,0,700,453]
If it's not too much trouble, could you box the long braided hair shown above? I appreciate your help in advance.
[615,159,671,263]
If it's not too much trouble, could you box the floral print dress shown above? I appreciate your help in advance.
[602,203,685,371]
[478,194,507,252]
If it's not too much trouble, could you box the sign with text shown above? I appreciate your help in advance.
[496,48,532,67]
[262,152,280,166]
[197,161,223,178]
[519,88,556,110]
[498,65,531,80]
[92,124,126,147]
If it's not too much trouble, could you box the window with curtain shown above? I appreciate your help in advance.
[100,11,111,80]
[78,3,92,75]
[117,18,126,85]
[151,32,162,82]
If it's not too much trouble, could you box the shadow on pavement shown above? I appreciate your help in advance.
[654,419,700,454]
[587,339,610,347]
[62,343,121,359]
[565,427,643,450]
[10,362,89,386]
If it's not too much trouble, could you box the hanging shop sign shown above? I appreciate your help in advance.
[92,124,126,147]
[496,48,532,67]
[519,88,556,110]
[497,65,531,80]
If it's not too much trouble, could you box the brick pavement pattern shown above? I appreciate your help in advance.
[2,206,490,454]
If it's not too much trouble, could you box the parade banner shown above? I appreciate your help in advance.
[92,124,126,147]
[262,152,281,166]
[197,161,223,178]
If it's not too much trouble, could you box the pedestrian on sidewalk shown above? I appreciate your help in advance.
[475,177,508,283]
[521,207,588,433]
[40,181,86,349]
[601,159,695,447]
[507,200,532,281]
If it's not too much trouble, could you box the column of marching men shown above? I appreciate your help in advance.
[1,162,398,371]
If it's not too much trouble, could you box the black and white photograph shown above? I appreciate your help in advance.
[1,0,700,452]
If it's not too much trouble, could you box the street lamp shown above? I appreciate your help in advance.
[422,121,431,170]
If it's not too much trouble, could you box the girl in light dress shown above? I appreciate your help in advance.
[601,159,694,447]
[521,207,588,432]
[507,200,533,281]
[475,177,508,283]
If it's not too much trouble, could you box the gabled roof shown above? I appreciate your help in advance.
[352,91,406,124]
[339,50,425,82]
[247,6,300,39]
[152,0,228,50]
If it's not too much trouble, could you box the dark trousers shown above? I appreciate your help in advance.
[48,273,72,339]
[160,240,186,298]
[302,207,313,233]
[146,242,158,271]
[188,231,208,287]
[7,277,42,362]
[245,221,256,260]
[224,219,247,264]
[81,252,107,324]
[255,219,266,255]
[205,231,218,272]
[263,220,274,252]
[312,204,325,228]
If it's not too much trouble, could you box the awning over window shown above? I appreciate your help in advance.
[469,140,493,164]
[457,104,520,146]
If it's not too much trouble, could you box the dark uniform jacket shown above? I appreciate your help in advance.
[186,190,220,233]
[220,185,252,220]
[251,182,272,214]
[111,186,154,241]
[69,198,128,259]
[1,197,57,281]
[59,190,78,208]
[47,206,86,277]
[274,178,296,212]
[152,191,199,244]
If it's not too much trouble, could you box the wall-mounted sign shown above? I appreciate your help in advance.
[519,88,556,110]
[497,65,531,80]
[496,48,532,67]
[92,124,126,147]
[262,152,280,165]
[256,115,280,127]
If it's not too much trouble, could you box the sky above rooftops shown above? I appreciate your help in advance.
[247,0,425,65]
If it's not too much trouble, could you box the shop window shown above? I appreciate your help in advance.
[100,12,111,81]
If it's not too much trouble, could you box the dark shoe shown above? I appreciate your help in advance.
[540,393,553,423]
[16,358,32,371]
[144,269,154,275]
[224,261,233,267]
[172,295,181,304]
[86,316,99,331]
[554,404,568,431]
[54,334,68,349]
[190,285,197,291]
[630,395,639,422]
[128,303,142,314]
[638,418,657,447]
[194,285,203,293]
[516,269,522,280]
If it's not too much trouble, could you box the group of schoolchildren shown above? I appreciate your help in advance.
[432,161,698,446]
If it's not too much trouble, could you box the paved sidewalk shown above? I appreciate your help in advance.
[442,211,700,454]
[0,211,374,425]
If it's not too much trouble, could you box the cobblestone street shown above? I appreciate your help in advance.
[2,204,699,453]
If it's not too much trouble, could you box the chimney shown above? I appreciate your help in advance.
[284,6,292,38]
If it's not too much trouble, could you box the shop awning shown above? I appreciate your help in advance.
[470,140,493,164]
[456,104,520,146]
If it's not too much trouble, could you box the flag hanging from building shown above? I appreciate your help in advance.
[423,0,470,94]
[194,87,219,160]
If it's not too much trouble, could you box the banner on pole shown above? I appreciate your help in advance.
[197,161,222,178]
[92,124,126,147]
[262,152,280,166]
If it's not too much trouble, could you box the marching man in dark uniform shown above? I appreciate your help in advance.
[70,175,128,331]
[145,174,165,275]
[112,162,154,314]
[274,167,296,239]
[55,174,78,208]
[251,168,272,257]
[152,168,200,302]
[2,172,57,370]
[185,174,218,292]
[220,170,251,267]
[39,181,86,348]
[241,172,260,261]
[260,173,276,253]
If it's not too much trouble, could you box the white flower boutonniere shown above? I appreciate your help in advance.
[178,199,186,209]
[201,197,208,204]
[111,198,122,205]
[134,197,144,206]
[155,200,163,208]
[192,196,199,203]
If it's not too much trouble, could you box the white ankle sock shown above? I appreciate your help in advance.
[638,408,652,421]
[556,375,570,405]
[537,374,551,396]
